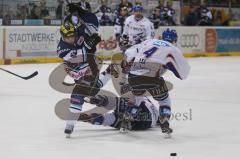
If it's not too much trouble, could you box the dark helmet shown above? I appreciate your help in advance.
[65,0,88,15]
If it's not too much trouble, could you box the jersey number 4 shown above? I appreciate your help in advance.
[143,47,158,58]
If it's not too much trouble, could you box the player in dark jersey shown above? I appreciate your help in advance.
[57,2,118,137]
[114,6,129,42]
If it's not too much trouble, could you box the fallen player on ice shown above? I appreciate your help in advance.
[80,95,168,133]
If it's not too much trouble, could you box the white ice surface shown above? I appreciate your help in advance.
[0,57,240,159]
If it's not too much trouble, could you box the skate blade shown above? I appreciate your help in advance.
[119,128,128,133]
[66,134,71,138]
[164,133,172,139]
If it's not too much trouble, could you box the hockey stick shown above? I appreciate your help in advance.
[99,62,121,66]
[62,81,75,86]
[0,68,38,80]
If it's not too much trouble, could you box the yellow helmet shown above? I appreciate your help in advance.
[60,23,76,37]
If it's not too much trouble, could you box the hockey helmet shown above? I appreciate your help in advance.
[162,28,178,43]
[133,4,144,12]
[65,0,88,15]
[60,23,76,37]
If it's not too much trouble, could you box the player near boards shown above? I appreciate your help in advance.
[56,1,118,137]
[114,6,130,42]
[121,4,155,47]
[121,29,191,134]
[119,4,155,87]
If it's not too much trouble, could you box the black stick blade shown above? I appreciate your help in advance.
[23,71,38,80]
[62,82,75,86]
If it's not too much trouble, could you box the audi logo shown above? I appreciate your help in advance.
[180,34,200,48]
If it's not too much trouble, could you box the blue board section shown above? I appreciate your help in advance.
[216,29,240,52]
[24,19,44,26]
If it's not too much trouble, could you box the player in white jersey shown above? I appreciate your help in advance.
[119,4,155,88]
[121,4,155,47]
[124,29,191,134]
[79,95,160,131]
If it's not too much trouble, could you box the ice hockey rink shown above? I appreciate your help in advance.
[0,57,240,159]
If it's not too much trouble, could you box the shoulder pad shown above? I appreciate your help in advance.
[57,39,75,58]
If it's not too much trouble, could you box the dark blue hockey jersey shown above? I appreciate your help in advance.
[57,12,99,80]
[57,12,99,63]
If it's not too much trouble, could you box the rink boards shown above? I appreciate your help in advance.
[0,26,240,64]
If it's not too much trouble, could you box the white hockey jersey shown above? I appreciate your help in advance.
[125,39,190,80]
[123,15,155,45]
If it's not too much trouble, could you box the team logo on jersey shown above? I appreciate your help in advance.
[153,41,169,47]
[57,48,71,55]
[65,66,91,80]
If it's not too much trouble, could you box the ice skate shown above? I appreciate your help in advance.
[64,122,75,138]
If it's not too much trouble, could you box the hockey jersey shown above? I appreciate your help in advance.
[125,39,190,80]
[123,15,155,45]
[114,15,128,38]
[57,12,99,61]
[57,12,99,80]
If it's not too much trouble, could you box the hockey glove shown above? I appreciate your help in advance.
[119,35,131,51]
[119,35,129,46]
[66,2,88,15]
